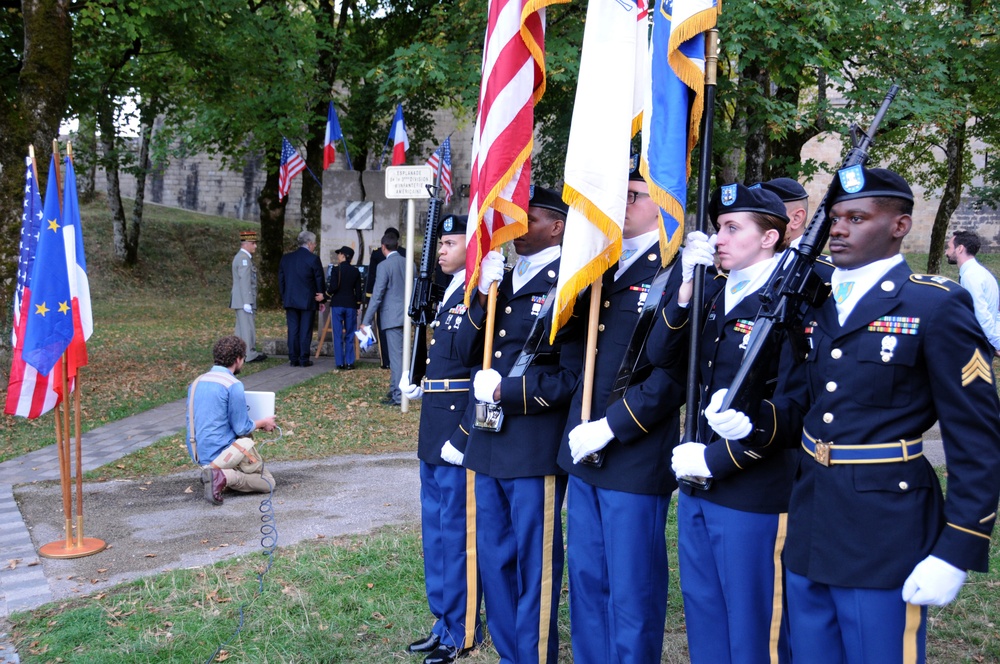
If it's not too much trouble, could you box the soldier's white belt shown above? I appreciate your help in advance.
[421,378,471,392]
[802,430,923,466]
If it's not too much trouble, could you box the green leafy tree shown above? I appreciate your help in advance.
[0,0,73,353]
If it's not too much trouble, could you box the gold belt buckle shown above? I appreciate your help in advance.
[814,441,831,467]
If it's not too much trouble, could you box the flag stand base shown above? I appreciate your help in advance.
[39,537,107,559]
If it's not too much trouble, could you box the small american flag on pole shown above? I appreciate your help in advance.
[5,155,59,417]
[425,137,453,203]
[278,137,306,201]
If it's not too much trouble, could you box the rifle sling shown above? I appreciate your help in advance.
[607,263,676,406]
[506,282,559,380]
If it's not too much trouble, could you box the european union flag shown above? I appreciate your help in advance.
[22,155,74,377]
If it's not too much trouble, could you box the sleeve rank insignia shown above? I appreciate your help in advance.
[961,348,994,387]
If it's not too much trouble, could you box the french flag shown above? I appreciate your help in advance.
[58,156,93,393]
[324,102,343,170]
[390,104,409,166]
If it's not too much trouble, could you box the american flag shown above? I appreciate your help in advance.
[464,0,557,303]
[426,137,453,203]
[278,137,306,201]
[5,156,59,418]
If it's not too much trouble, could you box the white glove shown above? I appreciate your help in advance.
[478,251,505,295]
[441,440,465,466]
[902,555,967,606]
[398,375,423,400]
[243,303,253,314]
[473,369,502,403]
[568,418,615,464]
[704,389,753,440]
[681,231,717,282]
[671,442,711,478]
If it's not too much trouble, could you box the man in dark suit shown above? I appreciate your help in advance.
[557,169,685,663]
[361,233,406,405]
[366,227,406,369]
[278,231,325,367]
[326,245,364,370]
[454,186,578,664]
[398,215,483,664]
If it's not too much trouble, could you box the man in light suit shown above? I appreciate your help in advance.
[278,230,326,367]
[361,233,406,405]
[231,230,266,362]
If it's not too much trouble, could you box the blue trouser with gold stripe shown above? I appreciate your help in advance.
[786,570,927,663]
[566,476,670,664]
[678,493,791,664]
[420,461,482,650]
[475,473,567,664]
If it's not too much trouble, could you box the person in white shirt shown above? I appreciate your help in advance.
[946,230,1000,354]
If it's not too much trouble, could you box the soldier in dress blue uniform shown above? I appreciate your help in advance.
[454,186,577,664]
[707,168,1000,663]
[555,168,685,663]
[398,215,482,664]
[649,183,795,663]
[759,177,810,250]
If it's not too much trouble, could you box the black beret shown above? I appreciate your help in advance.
[710,182,789,225]
[335,245,355,261]
[439,214,468,236]
[757,177,808,202]
[528,185,569,217]
[828,166,913,205]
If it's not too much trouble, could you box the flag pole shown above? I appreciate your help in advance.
[678,29,719,488]
[481,282,500,371]
[341,137,354,171]
[38,141,107,559]
[578,280,603,423]
[54,140,74,549]
[68,141,85,547]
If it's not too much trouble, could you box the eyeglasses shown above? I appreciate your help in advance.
[626,191,650,205]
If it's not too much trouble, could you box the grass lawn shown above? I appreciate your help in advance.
[3,200,1000,662]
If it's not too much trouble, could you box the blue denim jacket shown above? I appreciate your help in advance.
[186,366,255,465]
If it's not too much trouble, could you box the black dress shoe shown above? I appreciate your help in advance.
[424,644,468,664]
[301,360,314,367]
[407,633,439,654]
[290,361,301,367]
[248,353,268,363]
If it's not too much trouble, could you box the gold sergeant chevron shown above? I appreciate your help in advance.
[961,348,992,387]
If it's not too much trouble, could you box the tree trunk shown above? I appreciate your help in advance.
[98,97,129,265]
[301,0,351,237]
[301,123,324,237]
[76,114,99,202]
[257,153,288,308]
[743,65,769,185]
[0,0,72,350]
[926,122,966,274]
[127,107,155,265]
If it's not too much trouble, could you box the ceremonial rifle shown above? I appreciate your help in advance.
[718,84,901,430]
[407,158,446,385]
